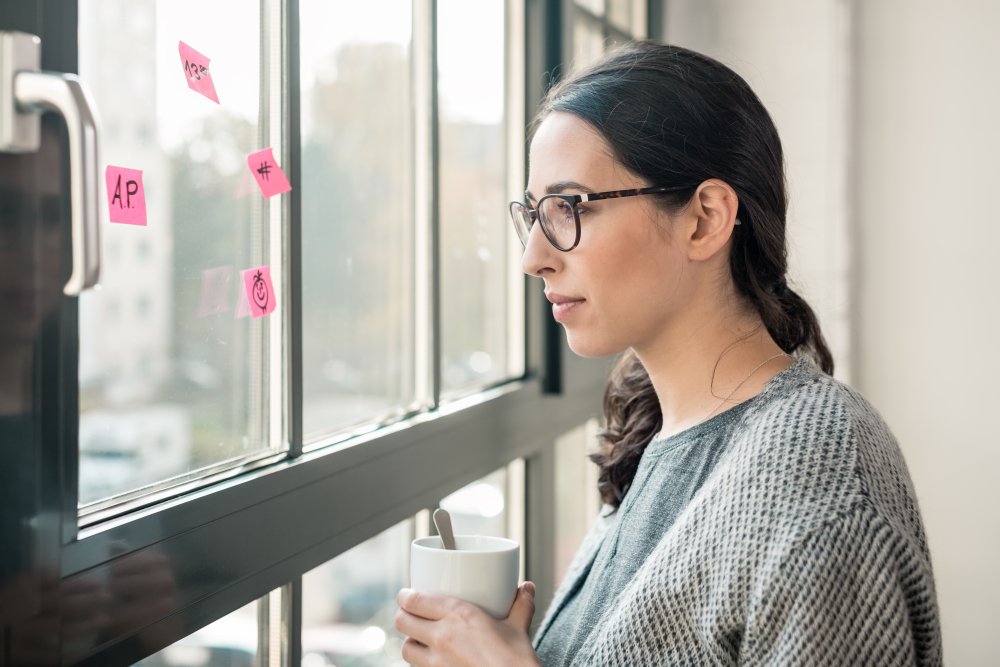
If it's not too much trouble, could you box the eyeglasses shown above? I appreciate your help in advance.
[509,185,693,252]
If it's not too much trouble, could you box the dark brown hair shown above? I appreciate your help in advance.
[536,42,833,509]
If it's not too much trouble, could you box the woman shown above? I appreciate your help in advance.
[395,42,941,666]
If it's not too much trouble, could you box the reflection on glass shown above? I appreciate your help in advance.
[302,521,412,667]
[78,0,277,507]
[438,0,510,396]
[440,468,509,538]
[299,0,416,440]
[135,599,259,667]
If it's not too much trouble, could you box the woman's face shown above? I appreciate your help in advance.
[521,112,690,358]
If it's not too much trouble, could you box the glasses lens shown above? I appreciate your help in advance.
[509,202,532,246]
[538,196,577,250]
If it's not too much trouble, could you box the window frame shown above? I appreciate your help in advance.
[0,0,652,664]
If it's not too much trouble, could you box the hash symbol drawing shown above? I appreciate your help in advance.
[256,161,271,181]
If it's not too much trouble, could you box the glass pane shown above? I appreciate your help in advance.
[575,0,606,18]
[302,520,412,667]
[607,0,632,32]
[78,1,280,507]
[135,599,259,667]
[299,1,416,440]
[573,17,606,71]
[438,0,510,396]
[440,467,509,538]
[554,420,601,580]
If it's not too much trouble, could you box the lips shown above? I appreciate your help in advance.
[545,291,586,322]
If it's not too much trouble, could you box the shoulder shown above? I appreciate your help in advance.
[721,358,928,549]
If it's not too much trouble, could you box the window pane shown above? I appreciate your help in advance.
[78,1,281,508]
[135,599,259,667]
[299,1,416,440]
[438,0,511,396]
[573,17,606,71]
[440,467,510,538]
[575,0,606,18]
[554,420,601,580]
[607,0,632,32]
[302,521,412,667]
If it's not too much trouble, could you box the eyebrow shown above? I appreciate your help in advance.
[525,180,594,203]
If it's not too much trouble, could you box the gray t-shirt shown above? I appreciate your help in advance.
[531,358,941,666]
[535,385,768,667]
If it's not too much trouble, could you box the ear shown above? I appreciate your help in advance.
[684,179,740,262]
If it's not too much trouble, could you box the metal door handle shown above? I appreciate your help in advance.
[1,31,101,295]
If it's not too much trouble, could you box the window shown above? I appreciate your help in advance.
[571,0,648,70]
[0,1,651,664]
[299,0,418,440]
[438,0,521,397]
[78,0,280,511]
[135,599,262,667]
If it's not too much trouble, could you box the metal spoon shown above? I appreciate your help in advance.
[433,508,457,550]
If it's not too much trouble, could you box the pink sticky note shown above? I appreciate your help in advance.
[198,266,233,317]
[242,265,276,318]
[178,41,220,104]
[105,165,147,226]
[247,148,291,198]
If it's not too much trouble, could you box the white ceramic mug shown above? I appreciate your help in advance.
[409,535,520,619]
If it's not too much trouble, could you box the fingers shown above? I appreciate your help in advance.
[506,582,536,633]
[401,636,432,666]
[396,587,455,621]
[395,607,437,647]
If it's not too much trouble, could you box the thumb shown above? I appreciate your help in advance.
[506,581,536,633]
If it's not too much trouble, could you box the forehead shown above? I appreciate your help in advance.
[527,112,619,192]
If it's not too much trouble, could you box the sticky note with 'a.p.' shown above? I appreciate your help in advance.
[247,148,291,198]
[105,165,147,226]
[178,41,220,104]
[242,265,276,318]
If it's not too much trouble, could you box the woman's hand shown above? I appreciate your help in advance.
[395,581,541,667]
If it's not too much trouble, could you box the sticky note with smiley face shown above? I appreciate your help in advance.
[242,265,276,318]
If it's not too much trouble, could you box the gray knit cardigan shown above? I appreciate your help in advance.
[533,360,942,666]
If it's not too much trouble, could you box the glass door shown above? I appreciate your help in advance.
[1,2,288,663]
[1,8,82,666]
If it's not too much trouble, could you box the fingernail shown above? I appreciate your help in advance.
[523,581,536,598]
[398,587,413,604]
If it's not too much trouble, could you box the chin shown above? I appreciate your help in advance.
[564,330,625,359]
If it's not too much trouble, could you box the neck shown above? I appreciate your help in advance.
[635,300,791,439]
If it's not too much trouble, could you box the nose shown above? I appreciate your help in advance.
[520,222,559,277]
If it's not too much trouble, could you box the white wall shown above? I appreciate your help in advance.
[666,1,1000,663]
[664,0,853,380]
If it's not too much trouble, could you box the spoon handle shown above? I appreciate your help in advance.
[433,508,457,550]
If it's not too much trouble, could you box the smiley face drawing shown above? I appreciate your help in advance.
[252,270,269,311]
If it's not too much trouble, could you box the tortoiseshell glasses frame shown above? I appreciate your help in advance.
[508,185,696,252]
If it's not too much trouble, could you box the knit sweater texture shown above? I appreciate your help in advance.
[532,358,942,666]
